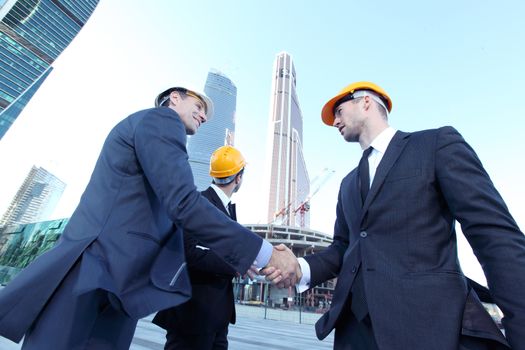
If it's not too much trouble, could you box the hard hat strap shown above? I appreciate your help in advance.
[158,95,171,107]
[353,90,389,116]
[213,174,237,185]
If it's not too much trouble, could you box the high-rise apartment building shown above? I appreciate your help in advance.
[0,165,66,226]
[0,0,100,140]
[188,69,237,190]
[266,52,310,227]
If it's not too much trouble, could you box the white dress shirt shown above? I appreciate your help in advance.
[208,183,273,269]
[296,127,397,292]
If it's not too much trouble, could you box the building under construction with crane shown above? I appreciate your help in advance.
[232,224,336,312]
[0,51,338,315]
[265,52,310,228]
[232,52,337,311]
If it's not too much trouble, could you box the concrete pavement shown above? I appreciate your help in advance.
[0,305,334,349]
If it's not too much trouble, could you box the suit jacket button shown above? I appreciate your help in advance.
[360,231,367,238]
[352,266,357,273]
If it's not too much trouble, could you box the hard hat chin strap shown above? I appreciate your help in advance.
[213,174,237,185]
[353,90,389,116]
[158,95,171,107]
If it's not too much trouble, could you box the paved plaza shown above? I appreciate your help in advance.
[0,305,334,349]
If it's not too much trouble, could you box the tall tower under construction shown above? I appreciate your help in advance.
[265,52,310,227]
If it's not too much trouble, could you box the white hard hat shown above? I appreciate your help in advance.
[154,87,214,119]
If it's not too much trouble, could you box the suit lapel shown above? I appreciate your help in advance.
[360,131,411,220]
[202,187,229,217]
[349,169,362,216]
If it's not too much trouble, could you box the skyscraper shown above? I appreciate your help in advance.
[188,69,237,190]
[266,52,310,227]
[0,0,100,140]
[0,165,66,226]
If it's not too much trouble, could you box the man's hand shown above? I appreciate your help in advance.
[260,244,302,288]
[245,265,259,280]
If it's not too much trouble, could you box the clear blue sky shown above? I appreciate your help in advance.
[1,0,524,284]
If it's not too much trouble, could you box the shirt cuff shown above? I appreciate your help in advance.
[252,240,273,268]
[295,257,311,293]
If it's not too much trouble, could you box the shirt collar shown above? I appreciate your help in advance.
[210,183,231,209]
[369,126,397,154]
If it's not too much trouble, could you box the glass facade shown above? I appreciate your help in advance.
[0,165,66,227]
[266,52,310,227]
[0,66,51,138]
[188,69,237,190]
[0,218,68,284]
[0,0,99,140]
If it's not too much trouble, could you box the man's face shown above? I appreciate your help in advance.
[169,92,207,135]
[332,98,366,142]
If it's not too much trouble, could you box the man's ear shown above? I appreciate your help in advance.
[362,95,371,111]
[169,91,181,106]
[235,173,242,184]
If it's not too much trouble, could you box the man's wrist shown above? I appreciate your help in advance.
[296,258,310,293]
[253,240,273,269]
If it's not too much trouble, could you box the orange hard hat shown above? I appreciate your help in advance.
[209,145,246,180]
[321,81,392,126]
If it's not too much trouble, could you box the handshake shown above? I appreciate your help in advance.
[248,244,302,289]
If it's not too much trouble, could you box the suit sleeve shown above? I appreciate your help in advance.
[304,182,350,287]
[133,108,262,274]
[435,126,525,349]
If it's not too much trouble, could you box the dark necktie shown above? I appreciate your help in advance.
[227,202,235,220]
[358,147,373,204]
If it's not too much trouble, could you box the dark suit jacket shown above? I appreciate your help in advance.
[305,127,525,350]
[0,107,263,343]
[153,186,238,333]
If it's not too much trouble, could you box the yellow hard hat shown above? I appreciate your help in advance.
[321,81,392,126]
[209,145,246,179]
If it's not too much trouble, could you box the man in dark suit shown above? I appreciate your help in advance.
[0,87,301,349]
[264,81,525,349]
[153,145,246,350]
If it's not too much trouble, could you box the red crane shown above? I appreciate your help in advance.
[271,168,335,227]
[293,168,335,227]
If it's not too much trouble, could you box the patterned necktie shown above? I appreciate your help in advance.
[358,147,373,204]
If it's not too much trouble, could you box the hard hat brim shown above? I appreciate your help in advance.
[321,91,351,126]
[192,91,214,119]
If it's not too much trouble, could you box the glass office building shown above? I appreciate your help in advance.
[0,218,67,284]
[0,165,66,227]
[0,0,99,139]
[188,69,237,190]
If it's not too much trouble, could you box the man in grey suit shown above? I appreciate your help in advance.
[0,86,300,349]
[264,81,525,349]
[153,145,246,350]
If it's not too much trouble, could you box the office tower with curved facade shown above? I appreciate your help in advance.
[266,52,310,227]
[0,0,99,140]
[188,69,237,190]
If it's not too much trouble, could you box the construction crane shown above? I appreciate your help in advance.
[271,168,335,227]
[293,168,335,227]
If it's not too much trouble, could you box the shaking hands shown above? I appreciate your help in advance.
[256,244,302,288]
